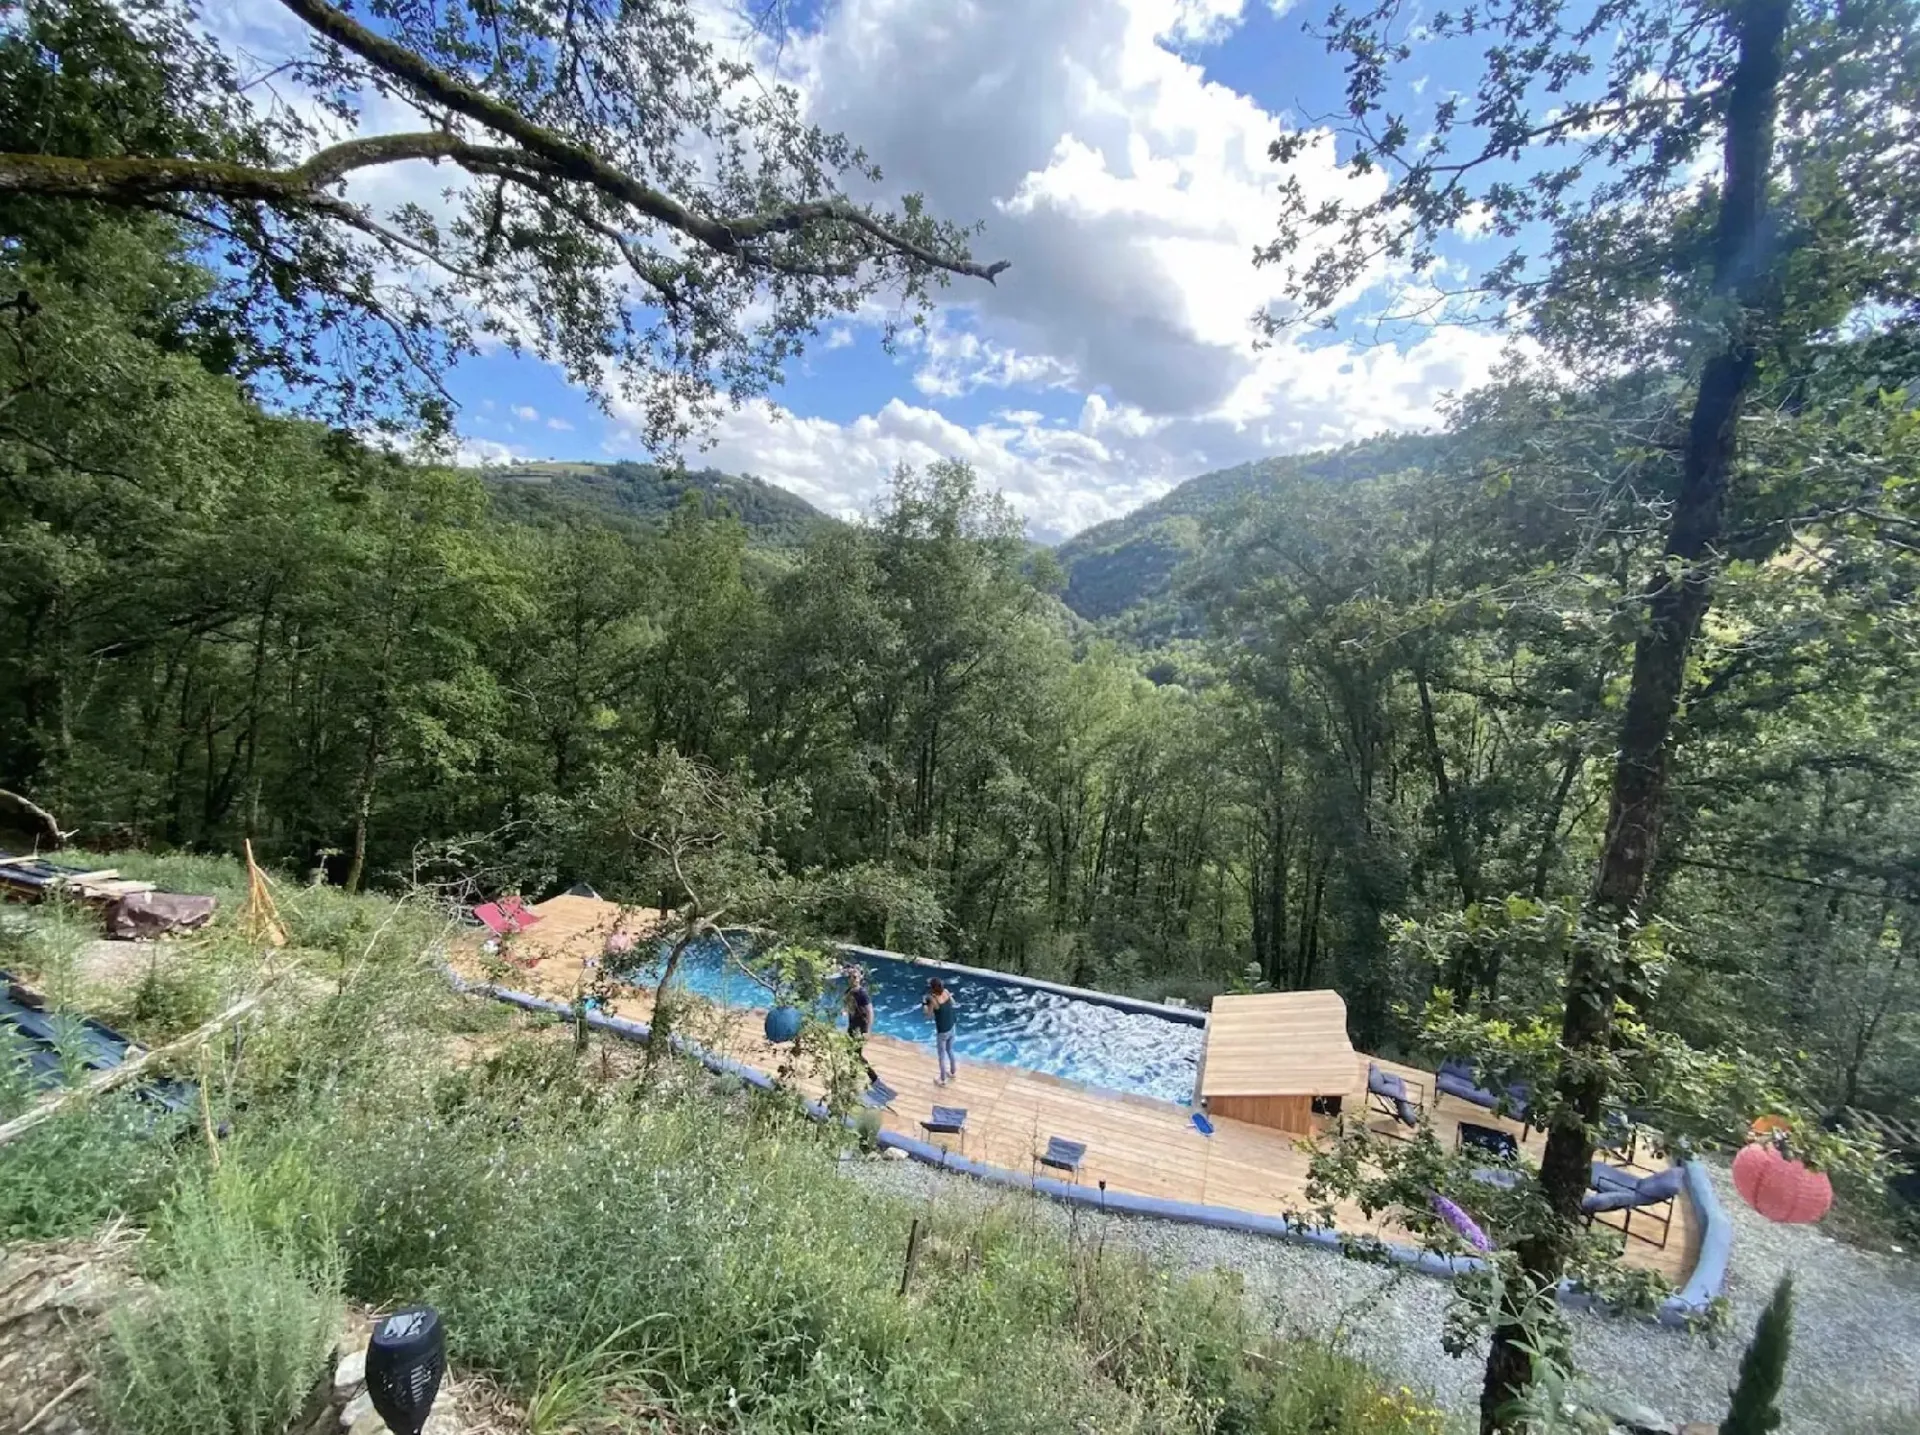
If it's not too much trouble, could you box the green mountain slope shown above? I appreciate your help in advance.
[483,460,836,549]
[1055,432,1446,622]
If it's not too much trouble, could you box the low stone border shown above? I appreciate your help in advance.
[444,967,1731,1326]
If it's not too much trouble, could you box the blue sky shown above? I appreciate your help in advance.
[292,0,1520,541]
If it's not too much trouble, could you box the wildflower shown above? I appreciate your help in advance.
[1429,1193,1492,1253]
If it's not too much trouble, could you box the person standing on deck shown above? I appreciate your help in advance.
[842,965,880,1086]
[922,978,958,1085]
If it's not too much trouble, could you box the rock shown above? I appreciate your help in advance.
[336,1312,374,1360]
[882,1146,908,1161]
[1595,1393,1677,1434]
[348,1411,390,1435]
[339,1390,374,1429]
[1678,1426,1719,1435]
[334,1347,367,1392]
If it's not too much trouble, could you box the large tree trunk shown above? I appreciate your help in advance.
[1478,0,1791,1426]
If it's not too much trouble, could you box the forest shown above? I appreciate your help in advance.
[2,0,1916,1119]
[4,0,1920,1423]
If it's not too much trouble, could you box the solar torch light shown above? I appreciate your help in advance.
[365,1306,447,1435]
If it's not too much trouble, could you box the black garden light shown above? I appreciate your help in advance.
[365,1306,446,1435]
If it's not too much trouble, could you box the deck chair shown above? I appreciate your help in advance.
[864,1079,898,1110]
[921,1104,969,1154]
[1435,1059,1533,1125]
[1456,1120,1520,1162]
[1366,1063,1421,1136]
[474,898,542,937]
[1582,1161,1682,1249]
[1037,1136,1087,1182]
[1597,1108,1641,1166]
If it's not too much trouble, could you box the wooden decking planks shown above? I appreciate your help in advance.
[450,932,1694,1284]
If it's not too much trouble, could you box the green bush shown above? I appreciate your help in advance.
[113,948,224,1041]
[94,1174,342,1435]
[0,1099,187,1240]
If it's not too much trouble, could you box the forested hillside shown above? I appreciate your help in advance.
[1054,432,1446,625]
[484,459,836,549]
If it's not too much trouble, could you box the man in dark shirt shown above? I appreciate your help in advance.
[843,966,879,1085]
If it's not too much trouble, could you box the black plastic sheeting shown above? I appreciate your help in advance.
[1,970,198,1120]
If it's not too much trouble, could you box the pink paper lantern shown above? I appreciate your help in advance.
[1732,1140,1833,1224]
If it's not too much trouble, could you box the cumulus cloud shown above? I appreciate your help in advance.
[450,437,525,467]
[636,314,1503,542]
[209,0,1512,540]
[600,0,1512,538]
[546,416,575,431]
[907,315,1079,399]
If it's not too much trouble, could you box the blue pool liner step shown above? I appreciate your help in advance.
[444,965,1729,1328]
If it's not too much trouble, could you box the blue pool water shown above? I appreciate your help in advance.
[622,936,1203,1104]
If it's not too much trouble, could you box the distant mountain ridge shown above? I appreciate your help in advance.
[482,436,1445,620]
[1054,432,1447,622]
[482,459,836,549]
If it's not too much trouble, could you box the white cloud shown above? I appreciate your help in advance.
[546,416,575,431]
[215,0,1513,541]
[451,437,525,467]
[908,315,1079,398]
[593,0,1514,539]
[610,322,1504,541]
[1454,202,1495,239]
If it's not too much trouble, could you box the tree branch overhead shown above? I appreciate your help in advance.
[0,0,1005,440]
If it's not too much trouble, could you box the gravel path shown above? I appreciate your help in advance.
[844,1157,1920,1433]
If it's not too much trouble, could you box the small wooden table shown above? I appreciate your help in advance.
[1193,991,1360,1136]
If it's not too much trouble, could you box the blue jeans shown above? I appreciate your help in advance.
[936,1030,956,1081]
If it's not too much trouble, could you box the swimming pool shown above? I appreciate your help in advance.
[620,935,1204,1104]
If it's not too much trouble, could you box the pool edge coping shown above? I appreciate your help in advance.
[445,965,1730,1328]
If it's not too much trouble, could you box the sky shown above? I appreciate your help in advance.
[217,0,1520,543]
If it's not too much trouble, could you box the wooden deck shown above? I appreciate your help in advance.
[452,911,1695,1284]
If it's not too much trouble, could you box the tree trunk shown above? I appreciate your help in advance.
[1479,0,1791,1425]
[343,724,382,895]
[1417,666,1481,911]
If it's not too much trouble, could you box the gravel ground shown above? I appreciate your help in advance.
[844,1157,1920,1433]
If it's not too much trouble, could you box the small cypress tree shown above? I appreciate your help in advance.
[1722,1275,1795,1435]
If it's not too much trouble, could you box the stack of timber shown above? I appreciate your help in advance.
[0,850,158,905]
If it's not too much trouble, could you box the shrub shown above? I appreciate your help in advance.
[299,1035,1450,1435]
[1723,1275,1794,1435]
[13,862,1456,1435]
[0,1098,187,1240]
[94,1174,342,1435]
[113,947,223,1041]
